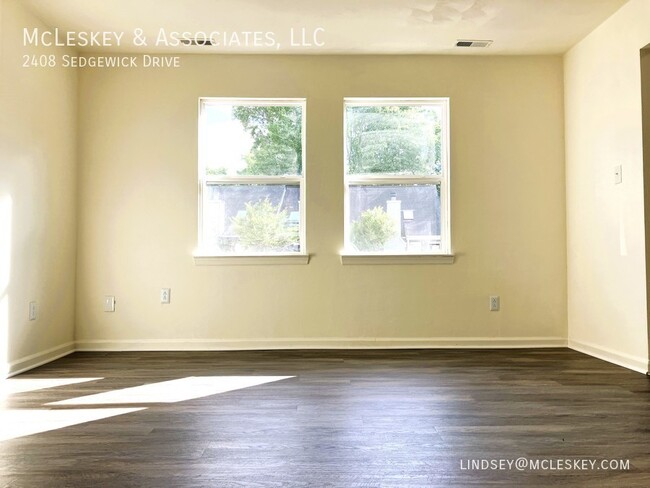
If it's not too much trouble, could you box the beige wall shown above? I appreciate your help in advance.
[565,0,650,373]
[75,54,567,348]
[0,0,77,375]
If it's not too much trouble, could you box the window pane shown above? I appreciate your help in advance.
[346,105,442,175]
[348,184,441,253]
[201,104,303,177]
[203,185,301,253]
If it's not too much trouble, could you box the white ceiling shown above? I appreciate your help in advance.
[23,0,628,55]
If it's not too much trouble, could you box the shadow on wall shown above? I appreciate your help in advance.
[641,45,650,371]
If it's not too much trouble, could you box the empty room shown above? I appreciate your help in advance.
[1,0,650,486]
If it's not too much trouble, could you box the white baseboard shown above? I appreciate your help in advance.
[4,342,76,378]
[8,338,648,377]
[75,336,567,351]
[569,339,649,375]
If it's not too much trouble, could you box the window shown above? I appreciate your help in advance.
[344,98,450,255]
[198,98,305,256]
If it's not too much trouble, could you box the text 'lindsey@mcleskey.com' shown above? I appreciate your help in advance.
[459,458,631,472]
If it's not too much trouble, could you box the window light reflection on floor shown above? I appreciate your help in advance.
[48,376,294,405]
[0,408,145,442]
[0,378,103,398]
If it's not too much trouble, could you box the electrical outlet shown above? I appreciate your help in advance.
[489,296,500,312]
[104,296,115,312]
[28,301,37,321]
[161,288,171,304]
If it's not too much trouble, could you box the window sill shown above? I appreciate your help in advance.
[194,254,310,266]
[340,253,455,265]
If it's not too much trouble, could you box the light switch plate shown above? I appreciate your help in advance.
[28,301,37,321]
[104,296,115,312]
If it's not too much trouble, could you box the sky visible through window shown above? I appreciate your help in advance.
[201,105,254,176]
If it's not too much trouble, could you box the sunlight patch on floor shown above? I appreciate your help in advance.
[0,407,145,441]
[48,376,294,405]
[0,377,103,397]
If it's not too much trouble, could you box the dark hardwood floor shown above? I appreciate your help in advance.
[1,349,649,487]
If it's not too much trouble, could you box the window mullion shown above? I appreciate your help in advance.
[345,176,442,186]
[205,176,303,186]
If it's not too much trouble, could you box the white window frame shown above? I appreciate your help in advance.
[343,97,452,259]
[195,98,307,262]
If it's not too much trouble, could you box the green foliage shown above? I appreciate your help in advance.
[346,106,441,175]
[206,167,227,176]
[231,198,299,252]
[233,106,302,175]
[350,207,395,252]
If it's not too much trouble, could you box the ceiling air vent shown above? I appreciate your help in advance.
[181,38,215,46]
[456,39,493,48]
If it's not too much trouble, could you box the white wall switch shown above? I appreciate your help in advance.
[160,288,171,304]
[28,301,37,321]
[104,296,115,312]
[489,296,500,311]
[614,165,622,185]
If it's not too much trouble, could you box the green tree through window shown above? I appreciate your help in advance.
[346,106,441,175]
[233,106,303,175]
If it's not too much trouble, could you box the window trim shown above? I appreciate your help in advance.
[194,254,310,266]
[343,97,452,257]
[196,97,307,258]
[340,253,454,265]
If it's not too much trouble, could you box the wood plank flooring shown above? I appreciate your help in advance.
[0,349,649,487]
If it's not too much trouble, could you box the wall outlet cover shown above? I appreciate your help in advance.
[161,288,171,304]
[614,165,622,185]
